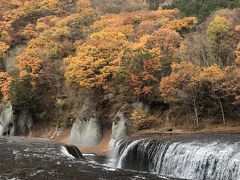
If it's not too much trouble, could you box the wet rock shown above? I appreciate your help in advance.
[112,110,128,139]
[64,145,85,160]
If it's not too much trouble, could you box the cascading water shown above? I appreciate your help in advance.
[107,133,240,180]
[0,136,163,180]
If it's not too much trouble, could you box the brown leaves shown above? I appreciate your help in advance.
[147,28,182,60]
[65,32,127,88]
[0,72,12,102]
[0,42,9,57]
[163,17,197,33]
[236,25,240,64]
[64,9,193,101]
[236,43,240,64]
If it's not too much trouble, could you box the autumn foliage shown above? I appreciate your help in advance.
[0,72,12,102]
[65,9,197,101]
[0,0,239,128]
[236,25,240,64]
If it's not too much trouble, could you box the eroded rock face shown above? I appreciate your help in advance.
[112,110,128,139]
[0,102,33,136]
[16,109,33,135]
[68,97,102,146]
[0,102,15,136]
[132,102,150,114]
[3,44,27,75]
[68,116,102,146]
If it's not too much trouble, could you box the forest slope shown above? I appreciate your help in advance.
[0,0,239,136]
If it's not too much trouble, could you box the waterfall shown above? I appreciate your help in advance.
[107,133,240,180]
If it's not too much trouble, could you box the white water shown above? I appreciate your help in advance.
[60,146,75,159]
[117,139,143,168]
[107,137,240,180]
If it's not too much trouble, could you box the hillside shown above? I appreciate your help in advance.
[0,0,239,140]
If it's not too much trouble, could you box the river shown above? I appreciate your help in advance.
[1,133,240,180]
[0,136,167,180]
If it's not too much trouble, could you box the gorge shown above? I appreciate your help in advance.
[0,0,240,179]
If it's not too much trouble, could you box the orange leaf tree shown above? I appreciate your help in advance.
[236,25,240,64]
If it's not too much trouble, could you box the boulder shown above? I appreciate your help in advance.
[63,145,85,160]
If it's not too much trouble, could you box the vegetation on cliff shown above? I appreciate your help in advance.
[163,0,240,22]
[0,0,239,131]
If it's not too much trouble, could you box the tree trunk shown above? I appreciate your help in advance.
[219,99,226,125]
[193,98,199,128]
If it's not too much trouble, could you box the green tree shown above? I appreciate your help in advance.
[207,16,232,67]
[146,0,164,10]
[9,76,38,112]
[163,0,240,22]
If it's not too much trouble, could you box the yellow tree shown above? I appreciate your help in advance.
[147,28,182,66]
[236,25,240,64]
[0,42,9,57]
[163,17,197,34]
[160,63,201,127]
[65,32,129,89]
[207,16,232,66]
[91,9,178,38]
[116,35,162,100]
[65,9,194,102]
[0,72,12,102]
[198,65,226,124]
[237,43,240,65]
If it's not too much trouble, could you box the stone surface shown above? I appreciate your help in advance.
[17,109,33,134]
[63,144,85,160]
[112,110,128,139]
[68,116,102,146]
[68,96,103,146]
[3,44,26,74]
[0,102,15,136]
[0,102,33,136]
